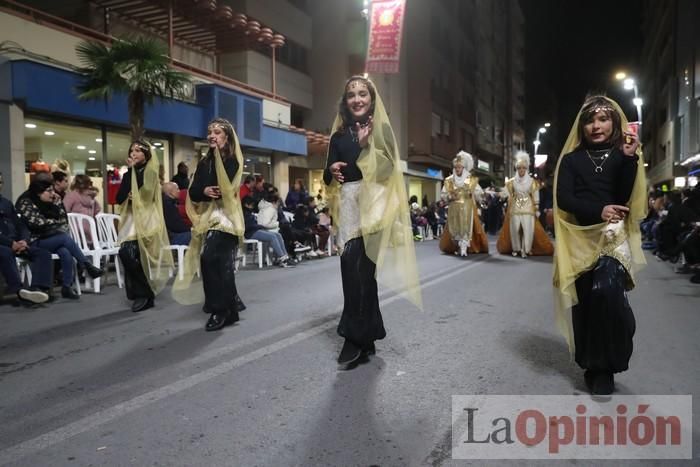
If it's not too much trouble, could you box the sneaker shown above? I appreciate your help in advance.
[17,287,49,304]
[307,250,319,258]
[279,259,295,268]
[315,249,328,257]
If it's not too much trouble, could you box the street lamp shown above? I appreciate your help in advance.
[533,126,547,156]
[616,73,643,134]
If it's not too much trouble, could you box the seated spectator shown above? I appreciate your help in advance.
[425,203,439,237]
[305,196,329,255]
[63,174,101,245]
[0,171,51,304]
[269,187,307,261]
[251,176,266,203]
[52,171,69,200]
[655,190,698,261]
[292,204,321,257]
[177,188,192,227]
[285,178,308,211]
[171,161,190,190]
[162,182,192,246]
[239,175,254,201]
[64,175,101,217]
[318,206,332,231]
[15,178,103,299]
[242,196,294,268]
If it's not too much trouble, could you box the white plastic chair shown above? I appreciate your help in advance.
[95,213,120,249]
[161,245,188,280]
[68,213,122,292]
[242,239,272,268]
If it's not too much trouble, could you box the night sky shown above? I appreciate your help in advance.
[521,0,644,167]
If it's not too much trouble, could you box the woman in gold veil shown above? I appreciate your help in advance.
[116,141,173,312]
[172,118,246,332]
[553,95,645,395]
[324,76,421,368]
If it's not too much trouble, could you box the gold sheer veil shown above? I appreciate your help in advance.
[172,121,245,305]
[120,142,173,295]
[552,96,647,353]
[325,76,422,311]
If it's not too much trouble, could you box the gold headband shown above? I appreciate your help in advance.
[208,122,232,132]
[584,105,616,115]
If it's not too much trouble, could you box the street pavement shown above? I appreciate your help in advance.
[0,238,698,466]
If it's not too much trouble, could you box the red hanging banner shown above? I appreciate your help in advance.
[365,0,406,74]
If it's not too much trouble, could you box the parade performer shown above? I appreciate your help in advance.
[173,118,246,331]
[439,151,489,256]
[553,95,645,395]
[496,151,553,257]
[116,141,172,312]
[324,76,421,368]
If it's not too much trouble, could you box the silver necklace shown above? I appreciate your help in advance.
[585,149,610,174]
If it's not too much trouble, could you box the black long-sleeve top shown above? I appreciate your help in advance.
[189,155,239,202]
[556,147,638,226]
[115,164,146,205]
[323,130,363,185]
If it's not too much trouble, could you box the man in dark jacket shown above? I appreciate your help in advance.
[162,182,191,245]
[171,162,190,190]
[0,172,51,303]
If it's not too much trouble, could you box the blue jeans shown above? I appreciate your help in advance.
[170,231,192,246]
[33,233,88,287]
[0,244,52,292]
[250,230,287,258]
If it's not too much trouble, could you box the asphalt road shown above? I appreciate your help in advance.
[0,239,698,466]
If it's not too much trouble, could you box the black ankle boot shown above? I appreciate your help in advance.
[592,372,615,395]
[337,339,362,366]
[131,297,154,313]
[362,342,376,356]
[61,286,80,300]
[205,310,230,332]
[83,262,104,279]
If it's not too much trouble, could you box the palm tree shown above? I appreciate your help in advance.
[76,36,191,140]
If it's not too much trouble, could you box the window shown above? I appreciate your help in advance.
[432,113,441,137]
[243,153,271,182]
[275,39,309,75]
[442,118,451,138]
[23,116,169,212]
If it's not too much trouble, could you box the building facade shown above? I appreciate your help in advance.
[641,0,700,190]
[0,0,308,206]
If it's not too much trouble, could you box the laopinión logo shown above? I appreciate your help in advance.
[451,395,692,459]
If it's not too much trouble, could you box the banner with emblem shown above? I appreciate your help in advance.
[365,0,406,74]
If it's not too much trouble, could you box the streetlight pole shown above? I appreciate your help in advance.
[618,74,644,137]
[533,124,549,156]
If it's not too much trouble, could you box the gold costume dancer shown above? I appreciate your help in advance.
[497,151,553,257]
[440,151,488,256]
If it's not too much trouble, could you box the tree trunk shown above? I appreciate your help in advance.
[128,91,145,141]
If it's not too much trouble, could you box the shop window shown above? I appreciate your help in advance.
[219,93,238,127]
[244,100,262,141]
[242,153,271,183]
[432,113,441,137]
[23,117,102,207]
